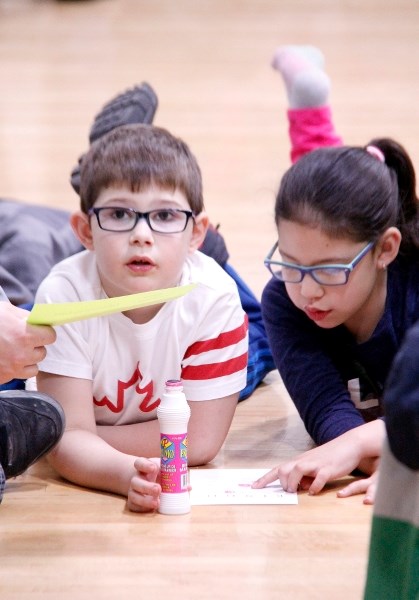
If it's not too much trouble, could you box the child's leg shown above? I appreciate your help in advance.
[223,264,275,400]
[70,83,158,195]
[364,321,419,600]
[364,442,419,600]
[287,106,343,164]
[272,45,343,162]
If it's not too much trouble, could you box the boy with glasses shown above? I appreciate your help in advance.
[35,123,248,512]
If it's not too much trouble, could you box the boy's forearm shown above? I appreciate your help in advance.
[97,419,161,457]
[48,429,137,497]
[64,417,226,496]
[98,393,238,467]
[98,419,221,466]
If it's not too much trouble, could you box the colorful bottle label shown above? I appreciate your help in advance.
[160,433,188,493]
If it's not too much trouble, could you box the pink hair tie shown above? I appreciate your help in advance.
[366,145,385,163]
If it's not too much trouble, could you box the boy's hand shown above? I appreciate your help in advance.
[127,457,161,512]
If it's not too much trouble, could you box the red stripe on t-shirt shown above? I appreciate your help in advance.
[183,314,248,359]
[181,351,248,380]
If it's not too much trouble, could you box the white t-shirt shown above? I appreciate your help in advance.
[35,250,248,425]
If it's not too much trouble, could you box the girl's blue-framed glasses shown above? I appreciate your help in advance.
[264,241,375,286]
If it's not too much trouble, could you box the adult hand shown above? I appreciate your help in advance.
[127,457,161,512]
[0,302,56,383]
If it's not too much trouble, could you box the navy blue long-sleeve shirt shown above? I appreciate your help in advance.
[261,256,419,445]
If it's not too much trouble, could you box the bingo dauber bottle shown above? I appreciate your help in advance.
[157,379,191,515]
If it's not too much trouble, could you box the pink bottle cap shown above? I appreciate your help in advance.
[165,379,183,391]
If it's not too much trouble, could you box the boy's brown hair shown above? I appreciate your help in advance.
[79,123,204,214]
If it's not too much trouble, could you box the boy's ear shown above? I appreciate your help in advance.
[376,226,401,268]
[189,211,210,252]
[70,211,94,250]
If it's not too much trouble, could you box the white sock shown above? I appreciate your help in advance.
[271,45,330,109]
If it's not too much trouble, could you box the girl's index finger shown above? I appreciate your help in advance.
[251,467,279,489]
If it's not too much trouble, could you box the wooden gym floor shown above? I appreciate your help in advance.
[0,1,418,598]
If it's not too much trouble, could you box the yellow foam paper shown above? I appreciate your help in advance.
[27,283,197,326]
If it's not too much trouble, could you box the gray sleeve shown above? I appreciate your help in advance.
[0,199,83,305]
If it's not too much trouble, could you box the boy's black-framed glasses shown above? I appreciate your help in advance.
[88,207,195,234]
[264,241,375,286]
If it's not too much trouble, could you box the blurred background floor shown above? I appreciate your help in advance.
[1,0,418,298]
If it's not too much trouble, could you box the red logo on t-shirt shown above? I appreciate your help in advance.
[93,363,161,413]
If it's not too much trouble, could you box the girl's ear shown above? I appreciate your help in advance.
[189,211,210,253]
[375,226,402,269]
[71,211,94,250]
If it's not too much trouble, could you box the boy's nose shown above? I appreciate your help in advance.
[129,217,154,243]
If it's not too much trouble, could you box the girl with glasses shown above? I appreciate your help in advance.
[253,46,419,504]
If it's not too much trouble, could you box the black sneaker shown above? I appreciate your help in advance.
[70,82,158,194]
[89,82,158,143]
[0,391,65,479]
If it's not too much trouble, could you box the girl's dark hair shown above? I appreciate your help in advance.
[79,123,204,214]
[275,138,419,257]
